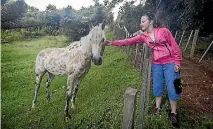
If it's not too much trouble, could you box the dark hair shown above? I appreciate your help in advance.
[143,13,163,28]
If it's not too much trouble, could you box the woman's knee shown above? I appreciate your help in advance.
[168,86,181,101]
[153,84,164,97]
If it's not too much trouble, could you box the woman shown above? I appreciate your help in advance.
[104,13,182,126]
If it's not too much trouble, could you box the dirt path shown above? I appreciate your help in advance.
[180,58,213,120]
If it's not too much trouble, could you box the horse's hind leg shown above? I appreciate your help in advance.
[71,79,80,109]
[46,72,55,101]
[32,71,46,108]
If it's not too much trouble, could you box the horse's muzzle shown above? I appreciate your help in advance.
[92,57,102,65]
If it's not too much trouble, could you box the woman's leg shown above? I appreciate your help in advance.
[156,96,162,108]
[152,64,164,109]
[170,100,177,114]
[163,63,180,114]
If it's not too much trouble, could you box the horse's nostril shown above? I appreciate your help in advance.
[92,57,102,65]
[98,58,102,64]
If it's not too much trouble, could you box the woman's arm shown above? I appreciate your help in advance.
[165,28,182,66]
[111,35,145,46]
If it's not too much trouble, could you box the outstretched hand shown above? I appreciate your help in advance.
[104,40,112,46]
[174,64,180,72]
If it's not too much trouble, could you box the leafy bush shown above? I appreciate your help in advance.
[1,30,23,42]
[1,27,48,42]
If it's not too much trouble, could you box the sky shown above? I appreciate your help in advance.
[24,0,142,20]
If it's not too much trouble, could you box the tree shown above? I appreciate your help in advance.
[46,4,57,12]
[1,0,7,5]
[1,0,28,29]
[103,0,109,6]
[93,0,100,6]
[115,1,142,34]
[1,0,27,23]
[91,6,105,25]
[64,6,73,17]
[60,16,90,41]
[113,0,213,36]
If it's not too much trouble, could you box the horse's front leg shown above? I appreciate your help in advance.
[64,74,75,120]
[71,79,80,109]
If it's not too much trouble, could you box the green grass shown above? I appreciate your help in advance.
[2,35,212,129]
[1,36,142,128]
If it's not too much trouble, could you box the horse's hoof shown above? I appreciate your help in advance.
[71,104,75,109]
[47,97,51,101]
[31,105,35,108]
[65,117,69,122]
[65,115,71,122]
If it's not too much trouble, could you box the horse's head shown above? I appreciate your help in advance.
[89,23,106,65]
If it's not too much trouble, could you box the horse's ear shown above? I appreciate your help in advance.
[101,21,105,30]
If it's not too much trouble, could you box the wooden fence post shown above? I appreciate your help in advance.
[128,46,131,55]
[134,44,139,66]
[139,45,144,73]
[138,44,152,129]
[140,44,147,73]
[184,30,194,52]
[145,54,152,114]
[190,30,199,58]
[123,87,137,129]
[138,58,149,129]
[130,45,134,58]
[179,30,185,46]
[199,40,213,62]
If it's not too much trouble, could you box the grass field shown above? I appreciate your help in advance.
[2,36,211,129]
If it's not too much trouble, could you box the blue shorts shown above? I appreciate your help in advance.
[152,63,180,101]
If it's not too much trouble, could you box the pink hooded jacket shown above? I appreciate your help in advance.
[111,27,182,66]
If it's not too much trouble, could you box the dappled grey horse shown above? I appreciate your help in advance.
[32,23,106,120]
